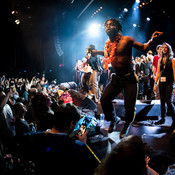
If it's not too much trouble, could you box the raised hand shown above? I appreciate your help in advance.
[151,31,163,40]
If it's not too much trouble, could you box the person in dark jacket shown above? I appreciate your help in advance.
[18,103,99,175]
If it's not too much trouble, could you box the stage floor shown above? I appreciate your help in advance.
[71,91,175,174]
[85,110,175,175]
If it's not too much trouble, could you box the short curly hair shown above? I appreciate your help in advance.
[104,18,122,32]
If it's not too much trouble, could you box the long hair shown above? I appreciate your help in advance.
[162,42,174,59]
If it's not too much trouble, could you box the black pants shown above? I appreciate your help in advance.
[100,72,138,126]
[159,82,175,120]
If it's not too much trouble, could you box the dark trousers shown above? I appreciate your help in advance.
[159,83,175,120]
[100,72,138,126]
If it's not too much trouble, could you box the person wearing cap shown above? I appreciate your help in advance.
[147,50,154,63]
[86,45,103,103]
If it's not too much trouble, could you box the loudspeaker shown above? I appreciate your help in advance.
[81,97,97,111]
[68,89,97,111]
[59,82,77,90]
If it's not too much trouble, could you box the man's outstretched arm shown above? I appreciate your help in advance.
[92,50,104,56]
[133,31,163,52]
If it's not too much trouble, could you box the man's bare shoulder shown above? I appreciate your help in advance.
[122,35,135,42]
[121,36,135,44]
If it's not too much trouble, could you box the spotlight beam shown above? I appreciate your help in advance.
[77,0,95,19]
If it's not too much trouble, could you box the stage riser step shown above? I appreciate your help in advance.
[112,100,161,120]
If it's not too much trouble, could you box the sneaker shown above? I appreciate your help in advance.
[115,116,121,124]
[119,126,129,139]
[154,118,165,125]
[108,116,121,133]
[108,122,115,133]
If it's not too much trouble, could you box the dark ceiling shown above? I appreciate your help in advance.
[7,0,174,32]
[4,0,175,79]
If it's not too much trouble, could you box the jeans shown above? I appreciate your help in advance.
[100,72,138,126]
[159,82,175,119]
[89,70,101,101]
[81,72,91,93]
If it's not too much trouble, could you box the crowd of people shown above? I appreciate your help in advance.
[74,18,175,140]
[0,70,173,175]
[75,44,163,101]
[0,75,99,174]
[1,17,175,174]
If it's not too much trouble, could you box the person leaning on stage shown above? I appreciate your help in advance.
[93,18,163,139]
[153,42,175,131]
[94,135,159,175]
[18,103,99,175]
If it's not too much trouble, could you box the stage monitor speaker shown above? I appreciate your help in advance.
[59,82,77,90]
[112,99,160,121]
[68,89,97,111]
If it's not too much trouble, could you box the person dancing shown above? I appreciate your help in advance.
[94,18,162,138]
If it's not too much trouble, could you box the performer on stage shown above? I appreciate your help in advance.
[79,48,92,95]
[152,45,162,80]
[86,45,103,103]
[93,18,163,138]
[74,59,83,89]
[153,42,175,131]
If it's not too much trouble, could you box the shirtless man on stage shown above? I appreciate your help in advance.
[94,18,163,138]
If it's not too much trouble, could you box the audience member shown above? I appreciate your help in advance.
[0,88,16,139]
[24,88,37,125]
[152,45,162,80]
[94,135,159,175]
[140,55,152,99]
[13,102,32,142]
[148,151,174,175]
[147,50,154,63]
[31,91,54,131]
[0,87,17,170]
[18,103,99,175]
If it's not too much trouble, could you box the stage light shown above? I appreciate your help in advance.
[11,10,18,15]
[124,8,128,12]
[11,11,15,14]
[15,19,20,25]
[146,17,150,21]
[136,0,140,3]
[89,23,101,35]
[133,24,137,27]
